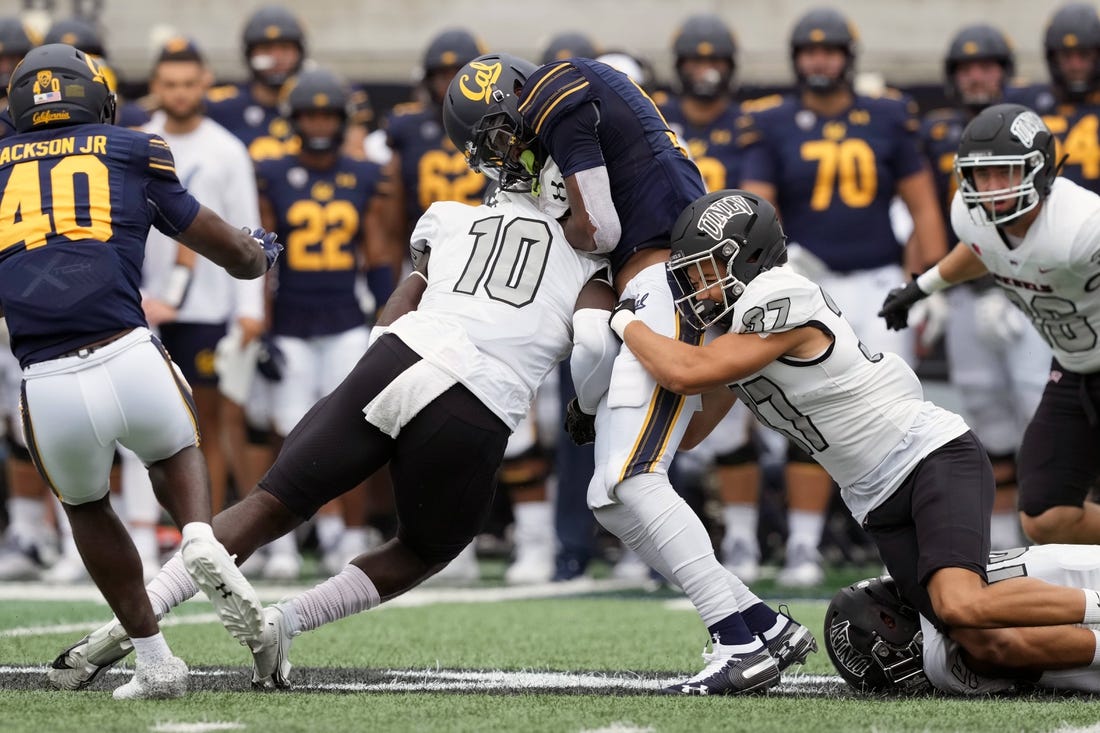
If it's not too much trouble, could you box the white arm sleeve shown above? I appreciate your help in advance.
[573,166,621,254]
[570,307,618,413]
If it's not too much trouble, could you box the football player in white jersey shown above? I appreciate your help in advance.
[613,188,1100,678]
[826,545,1100,695]
[880,103,1100,547]
[45,155,617,690]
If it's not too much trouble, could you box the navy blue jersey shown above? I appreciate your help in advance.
[658,94,742,192]
[738,92,924,272]
[206,83,295,162]
[257,154,382,338]
[517,59,705,276]
[1006,84,1100,195]
[384,100,488,234]
[918,106,969,243]
[0,124,199,367]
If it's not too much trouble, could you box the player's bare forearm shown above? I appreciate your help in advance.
[377,254,429,327]
[621,322,733,395]
[937,241,989,284]
[177,206,267,280]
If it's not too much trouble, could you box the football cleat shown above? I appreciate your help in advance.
[251,604,297,690]
[48,618,134,691]
[112,655,188,700]
[776,543,825,588]
[181,538,265,650]
[764,607,818,672]
[661,644,780,696]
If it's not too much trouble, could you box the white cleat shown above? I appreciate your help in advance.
[48,618,134,690]
[722,538,761,585]
[41,553,89,584]
[181,539,264,651]
[112,655,188,700]
[251,604,297,689]
[504,548,555,585]
[261,551,302,581]
[776,544,825,588]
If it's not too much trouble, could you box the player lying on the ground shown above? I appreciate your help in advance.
[826,544,1100,695]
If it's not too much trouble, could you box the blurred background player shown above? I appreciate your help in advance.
[128,37,265,578]
[737,7,947,586]
[0,16,36,135]
[539,31,600,66]
[254,66,387,578]
[658,12,767,583]
[918,25,1050,550]
[206,4,304,161]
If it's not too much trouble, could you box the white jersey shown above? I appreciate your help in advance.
[725,266,969,522]
[951,177,1100,373]
[922,544,1100,695]
[387,196,605,430]
[141,113,263,323]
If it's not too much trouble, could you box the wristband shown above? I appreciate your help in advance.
[162,264,193,308]
[368,326,389,348]
[609,309,639,340]
[409,270,428,285]
[916,265,950,294]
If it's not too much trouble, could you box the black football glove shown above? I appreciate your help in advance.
[564,397,596,446]
[608,298,638,341]
[256,333,285,381]
[878,281,928,331]
[245,226,284,271]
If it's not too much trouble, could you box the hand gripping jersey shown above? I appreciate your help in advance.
[723,266,968,521]
[517,58,705,275]
[256,153,384,338]
[0,124,200,367]
[384,101,488,236]
[737,92,925,272]
[951,178,1100,373]
[922,544,1100,695]
[387,193,605,430]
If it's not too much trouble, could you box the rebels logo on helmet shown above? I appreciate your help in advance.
[1009,110,1045,147]
[698,194,753,239]
[826,620,873,679]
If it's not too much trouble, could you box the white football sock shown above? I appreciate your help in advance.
[131,632,172,665]
[146,552,198,617]
[289,564,381,633]
[7,497,45,543]
[786,509,824,552]
[616,473,739,625]
[315,514,345,553]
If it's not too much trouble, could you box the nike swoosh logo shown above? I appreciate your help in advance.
[1038,267,1054,274]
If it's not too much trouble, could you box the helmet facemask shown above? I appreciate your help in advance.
[668,238,747,331]
[956,151,1047,226]
[468,99,540,192]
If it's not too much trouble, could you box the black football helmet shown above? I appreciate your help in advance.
[1044,3,1100,101]
[442,53,539,191]
[789,7,857,94]
[824,576,930,694]
[281,67,350,153]
[423,29,485,77]
[44,17,104,58]
[954,103,1058,226]
[667,189,788,331]
[944,24,1014,108]
[540,31,600,65]
[673,14,737,99]
[0,17,37,95]
[242,5,306,87]
[7,43,116,132]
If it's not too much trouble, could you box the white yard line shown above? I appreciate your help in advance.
[0,578,643,638]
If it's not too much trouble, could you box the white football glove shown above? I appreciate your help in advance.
[909,291,949,350]
[974,288,1030,349]
[536,157,570,219]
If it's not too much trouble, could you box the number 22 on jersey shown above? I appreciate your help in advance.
[0,155,112,252]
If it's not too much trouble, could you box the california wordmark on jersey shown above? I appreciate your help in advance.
[725,266,968,521]
[921,544,1100,695]
[387,194,605,430]
[951,178,1100,374]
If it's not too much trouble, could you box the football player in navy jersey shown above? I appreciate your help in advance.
[539,31,600,66]
[2,44,281,698]
[380,28,488,250]
[0,16,35,137]
[254,67,389,578]
[737,7,947,588]
[205,5,304,162]
[1010,4,1100,195]
[658,13,768,584]
[444,52,817,695]
[919,25,1050,552]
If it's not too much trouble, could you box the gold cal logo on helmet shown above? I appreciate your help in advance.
[458,61,502,104]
